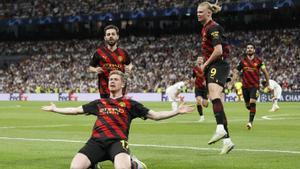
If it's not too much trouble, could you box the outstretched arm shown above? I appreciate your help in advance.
[125,63,133,73]
[42,102,85,115]
[146,103,194,121]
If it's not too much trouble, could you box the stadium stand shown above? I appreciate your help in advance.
[0,28,299,93]
[0,0,281,19]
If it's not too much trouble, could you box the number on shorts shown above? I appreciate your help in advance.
[120,140,129,150]
[210,68,217,78]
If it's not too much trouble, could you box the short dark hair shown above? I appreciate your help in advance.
[104,25,119,35]
[262,80,267,87]
[246,43,255,49]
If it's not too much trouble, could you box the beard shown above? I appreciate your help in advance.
[106,38,118,47]
[246,51,254,56]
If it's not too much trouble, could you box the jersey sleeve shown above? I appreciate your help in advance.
[123,50,131,65]
[192,69,196,78]
[82,100,99,115]
[208,25,224,47]
[260,62,266,69]
[237,61,243,71]
[129,100,149,120]
[89,52,100,67]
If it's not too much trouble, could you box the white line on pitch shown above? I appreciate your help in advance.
[0,136,299,154]
[0,124,73,129]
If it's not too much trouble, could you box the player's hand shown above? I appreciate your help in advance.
[95,67,103,74]
[42,102,56,112]
[177,102,194,114]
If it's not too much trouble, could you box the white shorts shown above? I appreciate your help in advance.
[166,90,177,102]
[274,88,282,99]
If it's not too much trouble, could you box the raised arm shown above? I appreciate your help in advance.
[125,63,133,73]
[42,102,85,115]
[146,103,194,121]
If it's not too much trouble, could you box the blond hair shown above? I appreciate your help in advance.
[199,0,222,14]
[109,70,126,84]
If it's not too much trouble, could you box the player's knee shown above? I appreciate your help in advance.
[70,153,91,169]
[114,162,131,169]
[202,100,209,107]
[196,98,202,105]
[114,153,131,169]
[70,163,85,169]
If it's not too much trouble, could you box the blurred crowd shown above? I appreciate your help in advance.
[0,28,299,93]
[0,0,270,19]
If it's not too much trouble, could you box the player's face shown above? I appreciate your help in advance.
[104,29,119,46]
[246,45,255,56]
[109,74,123,92]
[197,5,209,23]
[197,57,204,65]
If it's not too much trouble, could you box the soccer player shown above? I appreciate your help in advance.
[262,79,282,112]
[237,43,270,130]
[197,1,234,154]
[42,70,194,169]
[89,25,133,98]
[234,81,243,102]
[192,56,208,122]
[165,79,190,111]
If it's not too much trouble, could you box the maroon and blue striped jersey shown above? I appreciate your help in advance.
[82,97,149,142]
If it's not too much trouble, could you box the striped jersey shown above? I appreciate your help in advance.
[237,55,264,88]
[89,46,131,96]
[82,97,149,142]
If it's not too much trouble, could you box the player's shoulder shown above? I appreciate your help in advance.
[254,55,263,61]
[119,97,142,107]
[117,47,129,55]
[85,99,101,106]
[177,81,185,86]
[269,79,276,84]
[207,21,223,31]
[93,46,105,56]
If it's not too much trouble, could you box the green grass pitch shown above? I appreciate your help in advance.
[0,101,300,169]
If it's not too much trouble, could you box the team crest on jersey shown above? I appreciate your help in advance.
[119,101,126,107]
[118,56,123,62]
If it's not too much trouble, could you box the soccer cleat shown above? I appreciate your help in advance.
[269,105,280,112]
[208,130,227,145]
[131,155,147,169]
[273,105,280,111]
[246,122,252,130]
[198,116,205,122]
[220,141,235,154]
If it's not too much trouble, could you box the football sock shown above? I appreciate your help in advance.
[171,102,178,111]
[274,99,278,106]
[212,99,225,125]
[197,105,203,116]
[249,103,256,123]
